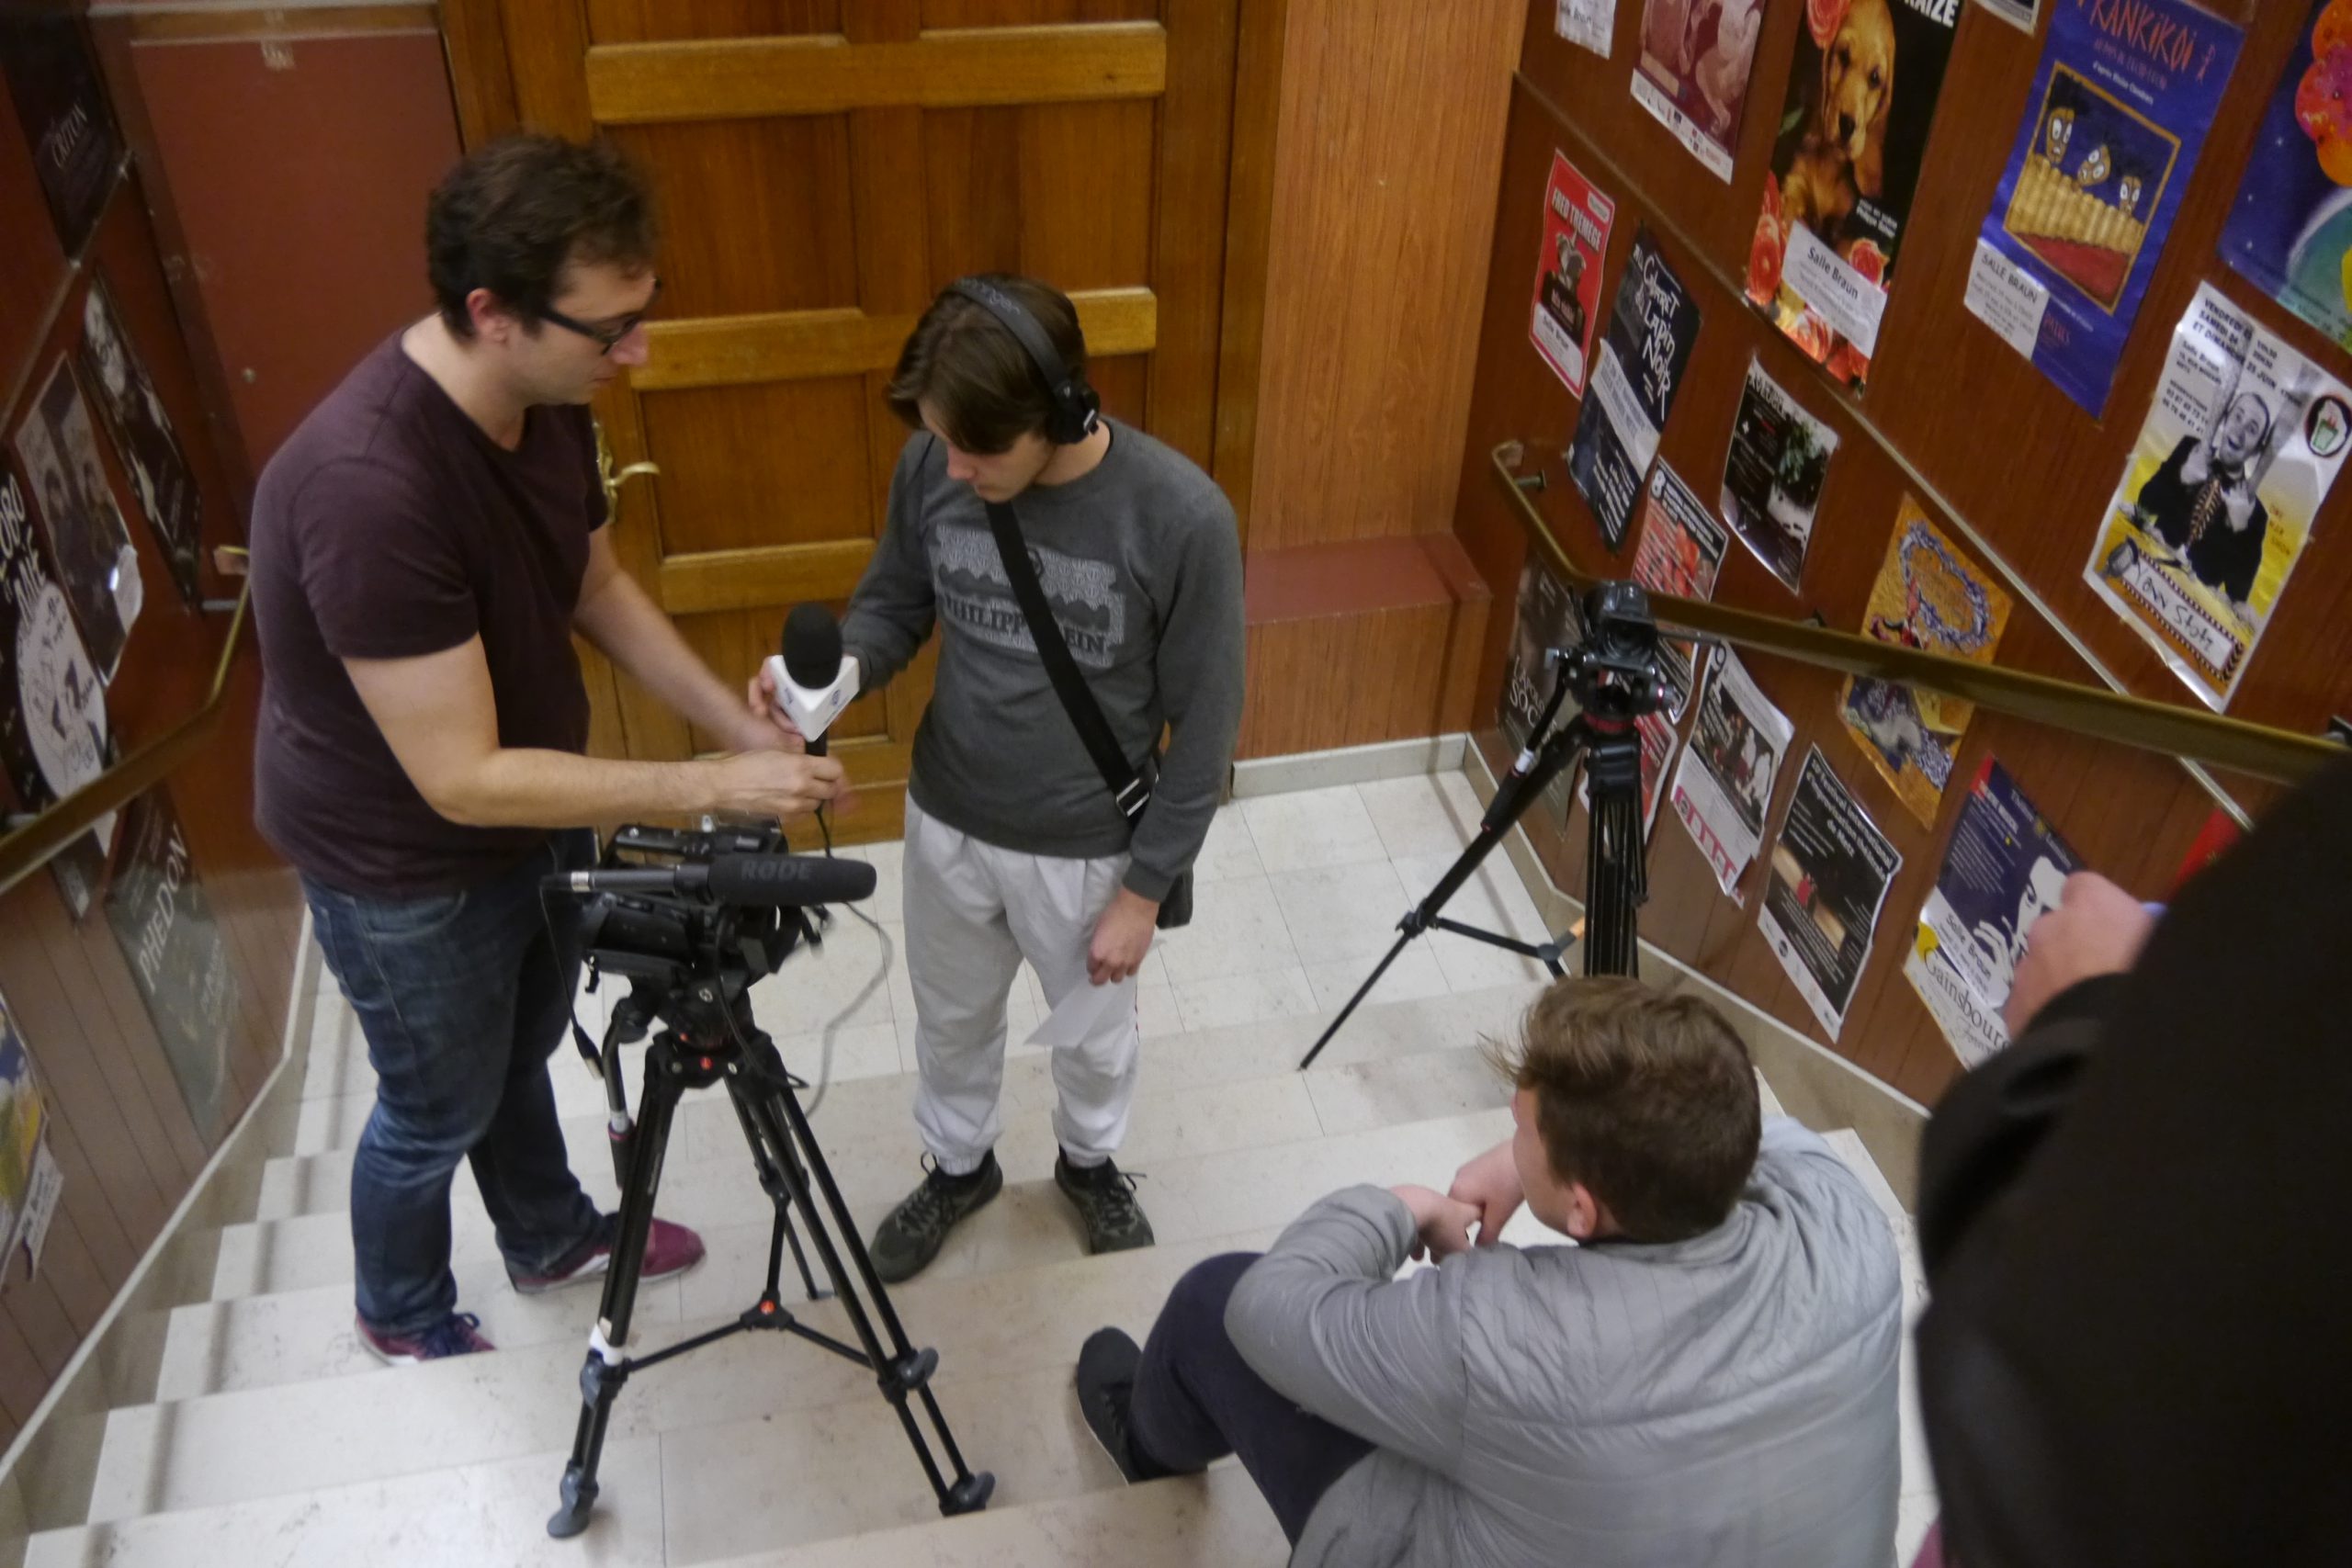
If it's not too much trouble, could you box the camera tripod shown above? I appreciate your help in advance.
[1298,582,1661,1071]
[548,953,993,1538]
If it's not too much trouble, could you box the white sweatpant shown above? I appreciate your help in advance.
[902,795,1141,1176]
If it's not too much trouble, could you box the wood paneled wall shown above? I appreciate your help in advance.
[1453,0,2321,1106]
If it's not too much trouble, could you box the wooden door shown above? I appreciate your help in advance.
[466,0,1242,840]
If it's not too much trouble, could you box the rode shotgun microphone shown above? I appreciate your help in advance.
[765,604,859,757]
[548,853,877,908]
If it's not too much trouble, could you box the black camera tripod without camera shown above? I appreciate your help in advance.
[538,823,993,1539]
[1298,580,1666,1070]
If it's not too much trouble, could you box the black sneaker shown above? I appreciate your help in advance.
[1076,1327,1176,1483]
[870,1153,1002,1283]
[1055,1152,1154,1256]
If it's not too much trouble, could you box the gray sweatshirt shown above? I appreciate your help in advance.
[1228,1120,1903,1568]
[840,423,1245,900]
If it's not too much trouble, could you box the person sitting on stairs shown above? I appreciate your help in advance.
[1076,975,1904,1566]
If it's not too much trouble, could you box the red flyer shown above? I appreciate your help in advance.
[1529,151,1615,398]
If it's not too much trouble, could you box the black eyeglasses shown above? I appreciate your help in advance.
[539,276,662,354]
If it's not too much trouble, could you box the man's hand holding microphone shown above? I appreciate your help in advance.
[742,603,862,817]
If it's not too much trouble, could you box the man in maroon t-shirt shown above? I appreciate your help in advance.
[249,134,844,1363]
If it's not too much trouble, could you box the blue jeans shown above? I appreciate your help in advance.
[304,831,603,1337]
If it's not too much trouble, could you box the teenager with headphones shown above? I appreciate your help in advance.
[836,274,1246,1281]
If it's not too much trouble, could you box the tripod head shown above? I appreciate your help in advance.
[1553,580,1666,726]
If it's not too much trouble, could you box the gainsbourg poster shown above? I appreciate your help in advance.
[104,790,239,1145]
[1571,228,1702,549]
[2085,283,2351,710]
[1962,0,2243,416]
[1747,0,1965,394]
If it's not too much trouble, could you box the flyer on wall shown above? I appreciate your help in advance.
[1670,649,1792,901]
[12,357,140,679]
[1746,0,1966,393]
[104,789,241,1146]
[1838,502,2013,827]
[1570,228,1702,550]
[1758,747,1903,1040]
[1557,0,1619,55]
[1720,357,1839,592]
[1962,0,2244,417]
[1530,152,1617,397]
[0,987,58,1280]
[1632,0,1768,182]
[0,8,121,258]
[81,276,203,606]
[1904,757,2084,1066]
[1629,461,1728,721]
[1974,0,2041,30]
[2083,282,2352,710]
[1500,558,1585,827]
[0,467,116,919]
[2218,2,2352,356]
[1577,613,1695,834]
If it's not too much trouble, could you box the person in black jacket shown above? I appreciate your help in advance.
[1915,758,2352,1567]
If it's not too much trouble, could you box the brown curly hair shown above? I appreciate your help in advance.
[426,133,659,339]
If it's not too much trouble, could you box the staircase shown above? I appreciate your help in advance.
[17,773,1937,1566]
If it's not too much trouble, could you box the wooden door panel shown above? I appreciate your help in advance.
[604,118,859,316]
[925,1,1158,25]
[639,378,875,552]
[588,0,840,44]
[918,100,1157,288]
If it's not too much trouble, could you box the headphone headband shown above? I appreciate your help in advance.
[945,277,1101,446]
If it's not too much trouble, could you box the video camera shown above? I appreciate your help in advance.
[1555,580,1665,725]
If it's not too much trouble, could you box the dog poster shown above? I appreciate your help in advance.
[1747,0,1965,394]
[104,789,240,1145]
[1557,0,1619,56]
[1838,502,2012,827]
[1964,0,2243,416]
[1571,229,1702,550]
[0,466,115,919]
[1633,0,1768,181]
[2220,3,2352,355]
[1905,757,2083,1066]
[80,276,203,606]
[1720,358,1839,593]
[2084,283,2351,711]
[12,358,139,681]
[1500,557,1585,827]
[1671,648,1792,901]
[1531,152,1616,396]
[1629,460,1728,722]
[1759,747,1902,1039]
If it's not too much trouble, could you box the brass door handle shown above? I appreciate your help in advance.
[593,418,661,513]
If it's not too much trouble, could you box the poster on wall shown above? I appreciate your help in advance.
[1570,228,1702,550]
[1500,558,1584,827]
[2083,282,2352,710]
[0,987,62,1288]
[1629,460,1729,721]
[1905,757,2083,1066]
[0,466,116,919]
[80,276,202,606]
[1758,747,1903,1039]
[1530,152,1617,397]
[1974,0,2041,30]
[13,358,140,680]
[1670,648,1792,901]
[104,789,240,1145]
[1557,0,1619,56]
[2218,2,2352,357]
[1837,502,2013,827]
[1632,0,1768,182]
[0,9,120,258]
[1962,0,2244,417]
[1720,357,1840,593]
[1747,0,1966,394]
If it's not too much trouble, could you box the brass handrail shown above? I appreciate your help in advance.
[0,559,254,899]
[1492,444,2342,787]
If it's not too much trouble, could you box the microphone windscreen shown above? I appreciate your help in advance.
[704,852,877,908]
[783,604,843,688]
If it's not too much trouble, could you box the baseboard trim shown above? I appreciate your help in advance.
[1231,734,1469,798]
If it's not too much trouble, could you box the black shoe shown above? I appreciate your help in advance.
[870,1153,1002,1284]
[1076,1328,1177,1483]
[1055,1152,1155,1256]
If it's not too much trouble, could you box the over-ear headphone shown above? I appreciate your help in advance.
[947,276,1102,446]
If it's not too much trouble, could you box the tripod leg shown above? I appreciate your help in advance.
[1295,931,1413,1071]
[549,1042,684,1540]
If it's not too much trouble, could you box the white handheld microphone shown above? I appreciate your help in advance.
[765,604,859,756]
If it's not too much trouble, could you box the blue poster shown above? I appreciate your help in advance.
[1962,0,2243,417]
[2219,1,2352,354]
[1571,228,1702,550]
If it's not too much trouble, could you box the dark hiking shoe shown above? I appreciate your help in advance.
[1055,1152,1155,1256]
[1076,1327,1177,1483]
[870,1152,1002,1283]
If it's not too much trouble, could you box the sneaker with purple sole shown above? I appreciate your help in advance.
[356,1311,495,1365]
[509,1215,707,1295]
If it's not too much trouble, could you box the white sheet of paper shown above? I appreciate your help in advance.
[1023,975,1136,1050]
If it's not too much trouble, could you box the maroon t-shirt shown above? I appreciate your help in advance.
[249,333,605,897]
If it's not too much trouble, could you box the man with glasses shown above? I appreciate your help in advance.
[248,133,843,1363]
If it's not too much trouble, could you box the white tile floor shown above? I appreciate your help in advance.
[26,770,1935,1567]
